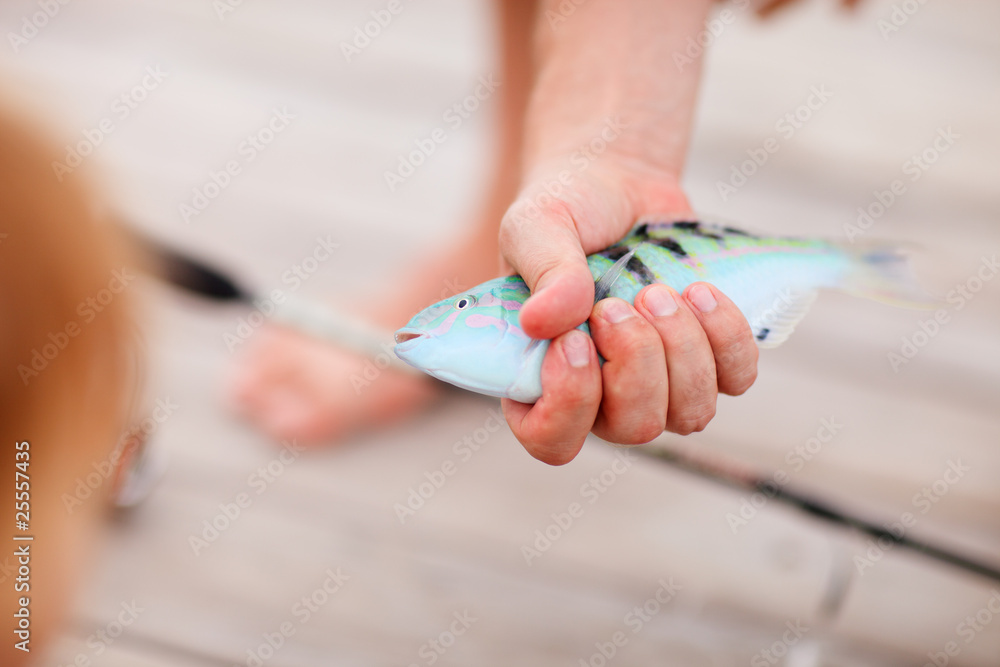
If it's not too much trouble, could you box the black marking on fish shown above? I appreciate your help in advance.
[648,237,688,258]
[633,223,650,238]
[723,226,755,237]
[695,228,724,241]
[756,328,770,342]
[673,220,724,241]
[625,254,656,284]
[597,244,630,262]
[599,246,632,261]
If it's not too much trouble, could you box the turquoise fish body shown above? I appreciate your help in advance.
[394,219,924,402]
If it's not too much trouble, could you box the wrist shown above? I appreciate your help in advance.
[524,0,715,186]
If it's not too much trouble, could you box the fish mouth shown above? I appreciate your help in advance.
[394,328,428,351]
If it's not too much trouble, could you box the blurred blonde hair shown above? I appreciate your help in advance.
[0,93,135,664]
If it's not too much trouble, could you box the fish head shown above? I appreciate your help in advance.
[394,275,546,401]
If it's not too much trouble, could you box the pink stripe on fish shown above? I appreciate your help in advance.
[465,313,529,339]
[701,245,826,261]
[427,311,459,336]
[676,244,826,271]
[475,294,524,311]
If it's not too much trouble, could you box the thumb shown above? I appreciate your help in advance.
[499,198,595,340]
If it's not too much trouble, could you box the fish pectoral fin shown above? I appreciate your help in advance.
[593,246,639,302]
[751,290,818,349]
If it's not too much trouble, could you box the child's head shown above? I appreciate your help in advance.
[0,93,136,665]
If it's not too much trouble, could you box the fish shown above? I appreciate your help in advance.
[394,219,932,403]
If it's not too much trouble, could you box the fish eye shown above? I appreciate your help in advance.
[454,295,476,310]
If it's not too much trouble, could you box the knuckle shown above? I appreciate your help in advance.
[718,343,758,395]
[554,372,601,409]
[537,196,576,224]
[502,194,575,232]
[668,402,717,436]
[669,422,693,436]
[631,417,665,444]
[715,327,755,361]
[662,315,710,357]
[598,318,661,359]
[623,333,662,364]
[600,358,666,408]
[593,420,661,446]
[724,363,758,396]
[693,412,715,432]
[593,403,665,445]
[670,417,707,436]
[685,365,718,398]
[670,423,695,436]
[669,336,705,362]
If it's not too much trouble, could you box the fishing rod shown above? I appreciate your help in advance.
[131,229,1000,587]
[126,227,416,375]
[637,442,1000,586]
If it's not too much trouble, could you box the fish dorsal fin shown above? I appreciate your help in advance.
[593,245,638,303]
[751,290,818,349]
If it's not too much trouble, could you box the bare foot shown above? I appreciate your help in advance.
[229,325,439,444]
[229,0,534,445]
[228,230,502,445]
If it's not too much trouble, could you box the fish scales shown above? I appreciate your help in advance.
[587,221,847,326]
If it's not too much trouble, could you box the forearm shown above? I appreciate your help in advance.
[525,0,716,184]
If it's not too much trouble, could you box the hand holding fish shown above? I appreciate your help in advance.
[501,0,757,464]
[496,173,760,465]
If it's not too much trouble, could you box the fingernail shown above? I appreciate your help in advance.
[599,299,635,324]
[688,284,717,313]
[644,285,678,317]
[562,330,591,368]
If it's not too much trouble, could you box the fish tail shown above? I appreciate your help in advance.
[839,241,939,309]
